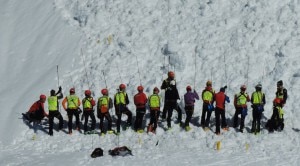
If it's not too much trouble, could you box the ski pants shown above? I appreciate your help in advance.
[233,107,246,130]
[67,109,80,132]
[251,106,262,132]
[215,107,227,133]
[99,112,113,133]
[166,101,181,127]
[115,106,132,133]
[149,109,160,131]
[184,105,194,127]
[201,103,213,127]
[83,110,96,132]
[48,111,63,135]
[134,108,146,131]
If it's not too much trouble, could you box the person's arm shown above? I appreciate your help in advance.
[283,89,288,104]
[194,91,200,100]
[125,94,130,105]
[77,97,81,107]
[62,97,67,110]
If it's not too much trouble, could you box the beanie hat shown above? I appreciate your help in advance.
[277,80,283,86]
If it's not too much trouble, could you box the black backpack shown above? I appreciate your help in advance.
[91,148,103,158]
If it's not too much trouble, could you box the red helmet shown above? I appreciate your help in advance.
[153,87,160,93]
[70,88,75,93]
[40,94,46,100]
[168,71,175,79]
[137,85,144,92]
[240,85,247,91]
[119,84,126,90]
[101,89,108,95]
[85,90,91,96]
[186,85,192,91]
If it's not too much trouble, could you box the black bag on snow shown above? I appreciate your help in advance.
[91,148,103,158]
[108,146,132,156]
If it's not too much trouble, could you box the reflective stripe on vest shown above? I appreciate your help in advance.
[83,97,93,109]
[203,90,214,102]
[149,94,160,108]
[67,95,79,109]
[115,92,126,105]
[236,92,248,105]
[252,92,263,104]
[48,96,58,111]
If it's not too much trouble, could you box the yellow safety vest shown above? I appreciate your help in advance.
[67,95,79,109]
[98,96,109,113]
[252,91,263,105]
[48,96,58,111]
[236,92,248,106]
[276,89,284,99]
[149,94,160,108]
[202,90,214,102]
[115,92,126,105]
[83,97,93,109]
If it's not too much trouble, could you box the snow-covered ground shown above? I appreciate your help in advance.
[1,0,300,165]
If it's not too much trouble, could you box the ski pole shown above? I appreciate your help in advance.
[194,46,198,89]
[135,55,142,85]
[57,65,60,88]
[102,71,108,88]
[81,48,91,90]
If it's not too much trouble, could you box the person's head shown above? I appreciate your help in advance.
[119,84,126,91]
[255,83,262,91]
[85,90,91,97]
[206,80,212,87]
[186,85,192,92]
[50,89,55,96]
[168,71,175,80]
[277,80,283,90]
[137,85,144,92]
[153,87,160,94]
[70,88,75,94]
[240,85,247,92]
[101,89,108,96]
[39,94,46,103]
[220,85,227,92]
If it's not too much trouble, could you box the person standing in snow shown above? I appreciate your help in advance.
[250,84,265,134]
[275,80,288,107]
[214,86,230,135]
[233,85,250,133]
[62,88,81,135]
[97,88,114,135]
[114,84,132,134]
[183,85,199,131]
[24,94,48,123]
[161,71,182,129]
[133,85,148,133]
[201,80,215,130]
[82,90,96,134]
[147,87,161,133]
[47,87,64,136]
[267,98,285,132]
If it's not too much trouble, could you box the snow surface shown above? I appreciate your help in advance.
[1,0,300,165]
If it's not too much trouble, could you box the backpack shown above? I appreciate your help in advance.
[108,146,133,156]
[91,148,103,158]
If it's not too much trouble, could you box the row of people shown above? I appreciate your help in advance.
[24,71,287,135]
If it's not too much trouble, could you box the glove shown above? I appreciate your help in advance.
[59,86,62,91]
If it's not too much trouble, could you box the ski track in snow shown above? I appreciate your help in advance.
[1,0,300,165]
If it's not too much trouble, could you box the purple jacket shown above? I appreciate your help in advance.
[184,91,199,106]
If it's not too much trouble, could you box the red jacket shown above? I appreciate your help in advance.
[28,100,48,117]
[134,92,148,108]
[215,92,226,110]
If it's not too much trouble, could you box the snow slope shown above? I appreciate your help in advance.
[1,0,300,165]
